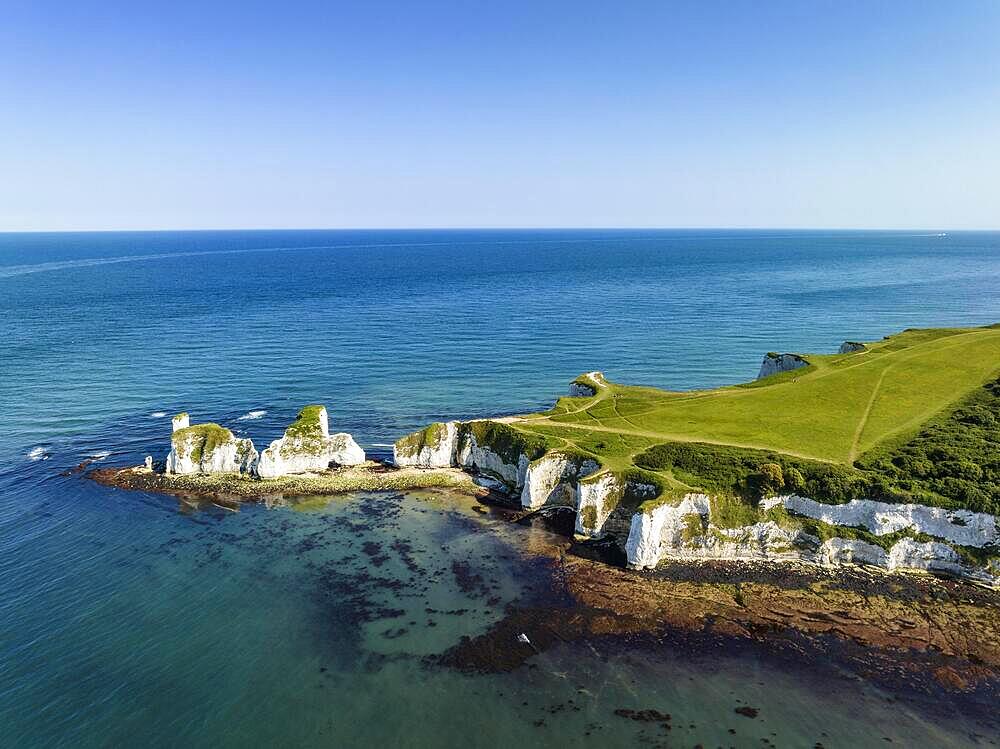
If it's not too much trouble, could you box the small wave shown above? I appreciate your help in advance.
[28,447,49,461]
[369,443,395,447]
[90,451,112,460]
[150,411,167,418]
[238,410,267,421]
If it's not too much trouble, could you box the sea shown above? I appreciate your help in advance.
[1,229,999,747]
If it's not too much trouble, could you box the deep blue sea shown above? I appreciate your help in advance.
[2,229,999,747]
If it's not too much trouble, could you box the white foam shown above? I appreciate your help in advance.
[90,451,111,460]
[28,447,49,461]
[150,411,167,418]
[238,410,267,421]
[370,443,394,447]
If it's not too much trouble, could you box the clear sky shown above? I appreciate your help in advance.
[2,0,998,231]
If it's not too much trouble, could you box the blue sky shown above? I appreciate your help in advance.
[1,1,998,230]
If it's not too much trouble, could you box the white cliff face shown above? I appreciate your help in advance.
[817,538,887,567]
[172,413,190,432]
[757,353,808,379]
[761,495,997,548]
[256,406,365,478]
[392,420,543,492]
[817,537,985,580]
[393,422,458,468]
[839,341,867,354]
[625,494,712,568]
[456,436,529,490]
[575,472,623,537]
[520,453,600,510]
[165,424,257,476]
[625,492,998,586]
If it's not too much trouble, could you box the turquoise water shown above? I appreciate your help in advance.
[2,229,999,747]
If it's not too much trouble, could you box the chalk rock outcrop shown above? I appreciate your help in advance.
[165,420,257,475]
[520,452,600,510]
[575,472,659,539]
[625,494,712,568]
[817,537,980,579]
[394,420,548,492]
[760,495,997,547]
[625,491,998,585]
[172,413,190,432]
[757,353,809,380]
[576,472,626,537]
[393,422,459,468]
[568,371,606,397]
[455,427,530,490]
[839,341,867,354]
[256,405,365,478]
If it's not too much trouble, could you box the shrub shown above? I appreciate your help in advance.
[785,466,806,493]
[756,463,785,495]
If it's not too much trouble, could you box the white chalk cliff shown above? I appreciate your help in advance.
[520,452,600,510]
[257,405,365,478]
[760,495,997,547]
[393,421,459,468]
[625,492,999,586]
[394,420,540,492]
[455,432,529,490]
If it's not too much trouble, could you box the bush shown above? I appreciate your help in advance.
[755,463,785,496]
[785,466,806,493]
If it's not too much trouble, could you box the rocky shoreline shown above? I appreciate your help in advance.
[434,508,1000,700]
[88,462,483,505]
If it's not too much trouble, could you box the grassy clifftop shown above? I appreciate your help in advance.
[501,325,1000,513]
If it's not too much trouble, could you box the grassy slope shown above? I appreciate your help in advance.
[507,325,1000,511]
[520,326,1000,463]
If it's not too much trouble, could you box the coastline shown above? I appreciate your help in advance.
[81,464,1000,698]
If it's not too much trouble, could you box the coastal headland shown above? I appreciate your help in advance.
[90,325,1000,588]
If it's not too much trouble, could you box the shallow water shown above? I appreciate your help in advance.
[2,229,999,747]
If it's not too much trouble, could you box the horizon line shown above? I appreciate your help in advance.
[1,225,997,235]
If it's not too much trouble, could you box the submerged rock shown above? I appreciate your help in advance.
[165,418,257,475]
[757,352,809,379]
[256,405,365,478]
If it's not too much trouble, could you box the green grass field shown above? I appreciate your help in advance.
[505,325,1000,513]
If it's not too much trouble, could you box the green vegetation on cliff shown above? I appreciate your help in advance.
[459,420,553,465]
[172,423,235,462]
[395,422,451,457]
[284,405,326,440]
[497,325,1000,514]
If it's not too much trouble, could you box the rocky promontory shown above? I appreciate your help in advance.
[392,357,1000,588]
